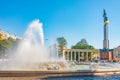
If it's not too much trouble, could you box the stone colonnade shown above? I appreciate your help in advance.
[63,49,100,62]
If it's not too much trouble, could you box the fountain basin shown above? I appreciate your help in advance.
[0,69,120,79]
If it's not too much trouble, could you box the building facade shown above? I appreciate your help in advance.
[113,46,120,61]
[63,49,100,62]
[0,29,21,40]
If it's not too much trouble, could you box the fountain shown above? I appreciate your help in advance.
[0,19,68,70]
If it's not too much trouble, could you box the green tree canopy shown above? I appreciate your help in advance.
[57,37,67,57]
[57,37,67,47]
[0,37,15,49]
[0,33,3,41]
[76,39,88,46]
[0,37,19,57]
[71,38,95,49]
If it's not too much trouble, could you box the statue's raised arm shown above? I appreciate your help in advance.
[103,9,109,26]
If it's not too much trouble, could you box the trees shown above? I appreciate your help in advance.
[57,37,67,57]
[71,38,95,49]
[0,37,15,49]
[0,36,18,57]
[0,33,3,41]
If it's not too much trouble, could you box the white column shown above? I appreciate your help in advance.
[91,52,93,60]
[71,51,72,61]
[67,51,69,61]
[63,50,65,60]
[74,52,76,62]
[91,52,92,61]
[86,52,88,61]
[78,52,80,61]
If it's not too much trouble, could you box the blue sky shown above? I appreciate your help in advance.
[0,0,120,49]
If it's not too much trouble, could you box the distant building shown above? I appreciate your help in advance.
[100,49,114,61]
[0,29,22,40]
[113,46,120,61]
[0,29,10,39]
[57,45,100,62]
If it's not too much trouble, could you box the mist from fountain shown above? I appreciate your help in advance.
[14,19,49,64]
[0,19,68,70]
